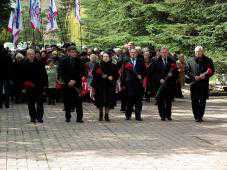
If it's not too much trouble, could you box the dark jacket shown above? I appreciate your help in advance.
[185,56,214,99]
[58,56,85,88]
[0,50,12,80]
[148,56,179,99]
[121,56,145,96]
[92,61,119,108]
[22,59,48,89]
[12,59,25,86]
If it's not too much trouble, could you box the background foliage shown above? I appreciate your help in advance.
[82,0,227,75]
[0,0,11,43]
[0,0,227,76]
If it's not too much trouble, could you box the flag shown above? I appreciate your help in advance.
[7,11,14,32]
[46,0,58,32]
[30,0,41,32]
[8,0,23,47]
[75,0,81,23]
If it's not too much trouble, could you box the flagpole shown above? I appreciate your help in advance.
[79,23,82,51]
[41,16,44,46]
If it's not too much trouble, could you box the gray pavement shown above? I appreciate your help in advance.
[0,97,227,170]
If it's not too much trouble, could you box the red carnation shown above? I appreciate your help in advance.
[55,81,64,90]
[170,63,177,70]
[84,63,89,69]
[96,67,103,75]
[24,81,34,89]
[125,63,134,71]
[207,67,213,76]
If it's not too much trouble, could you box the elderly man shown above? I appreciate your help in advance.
[23,49,48,123]
[149,47,178,121]
[185,46,214,122]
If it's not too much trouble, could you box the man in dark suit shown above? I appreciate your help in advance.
[23,49,48,123]
[185,46,214,122]
[149,47,178,121]
[121,48,145,121]
[58,46,85,123]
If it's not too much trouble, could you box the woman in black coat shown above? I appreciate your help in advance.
[91,53,119,121]
[12,53,25,103]
[23,49,48,123]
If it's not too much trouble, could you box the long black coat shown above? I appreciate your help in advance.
[148,56,178,100]
[22,59,48,90]
[92,61,119,108]
[58,56,85,88]
[185,56,214,99]
[0,50,12,80]
[12,60,24,85]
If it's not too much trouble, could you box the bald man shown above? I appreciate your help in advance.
[185,46,214,122]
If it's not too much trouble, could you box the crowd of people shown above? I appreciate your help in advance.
[0,42,214,123]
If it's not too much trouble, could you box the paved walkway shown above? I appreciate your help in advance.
[0,97,227,170]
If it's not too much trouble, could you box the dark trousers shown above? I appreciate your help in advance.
[47,88,57,105]
[120,90,127,111]
[190,83,208,120]
[125,95,143,120]
[157,96,172,119]
[191,97,206,120]
[63,87,83,121]
[26,89,44,121]
[175,81,183,98]
[0,80,10,107]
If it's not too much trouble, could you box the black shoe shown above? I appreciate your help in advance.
[65,119,71,123]
[195,119,203,123]
[37,120,43,123]
[104,114,110,122]
[125,116,131,120]
[167,117,172,121]
[5,104,9,108]
[199,118,203,122]
[99,113,103,121]
[136,118,143,121]
[76,120,84,123]
[161,118,166,121]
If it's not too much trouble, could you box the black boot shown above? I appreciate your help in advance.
[5,103,9,108]
[65,111,71,123]
[104,113,110,122]
[99,112,103,121]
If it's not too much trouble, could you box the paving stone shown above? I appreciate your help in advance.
[0,97,227,169]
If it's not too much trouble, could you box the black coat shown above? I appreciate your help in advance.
[58,56,85,88]
[121,57,145,96]
[22,59,48,89]
[0,50,12,80]
[92,61,118,108]
[12,60,25,86]
[148,56,178,99]
[185,56,214,99]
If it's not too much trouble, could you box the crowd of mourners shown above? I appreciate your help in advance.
[0,42,214,123]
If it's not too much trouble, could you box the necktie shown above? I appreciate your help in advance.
[163,58,165,66]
